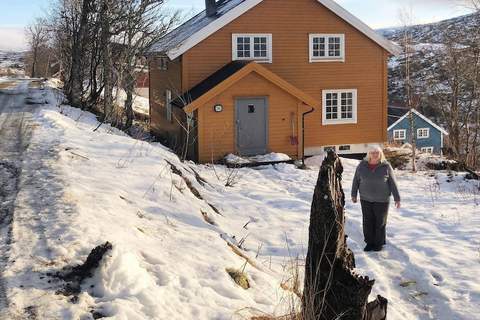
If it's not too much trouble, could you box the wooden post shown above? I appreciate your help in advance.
[302,150,388,320]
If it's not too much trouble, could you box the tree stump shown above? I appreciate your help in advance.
[302,151,387,320]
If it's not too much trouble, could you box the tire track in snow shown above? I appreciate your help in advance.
[0,82,33,317]
[0,159,19,311]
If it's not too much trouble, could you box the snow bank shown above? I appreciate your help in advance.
[8,95,292,319]
[5,83,480,319]
[225,152,291,165]
[224,153,250,164]
[415,152,457,171]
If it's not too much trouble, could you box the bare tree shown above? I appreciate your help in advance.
[70,0,94,108]
[426,4,480,168]
[465,0,480,10]
[116,0,179,129]
[26,18,49,78]
[465,0,480,168]
[44,0,181,134]
[399,8,418,172]
[100,0,113,121]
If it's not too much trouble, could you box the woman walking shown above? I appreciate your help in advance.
[351,146,400,252]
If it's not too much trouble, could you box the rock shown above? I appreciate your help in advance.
[226,268,250,289]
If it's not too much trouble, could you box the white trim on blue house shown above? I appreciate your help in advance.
[417,127,430,139]
[165,0,401,60]
[387,109,449,135]
[441,133,444,156]
[393,129,406,140]
[421,146,434,154]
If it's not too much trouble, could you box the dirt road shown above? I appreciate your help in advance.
[0,80,34,314]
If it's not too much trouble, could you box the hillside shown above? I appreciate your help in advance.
[379,13,480,45]
[380,12,480,109]
[0,50,25,77]
[2,82,479,319]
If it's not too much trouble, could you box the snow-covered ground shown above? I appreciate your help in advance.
[113,87,149,115]
[4,84,480,319]
[0,50,24,77]
[225,152,291,165]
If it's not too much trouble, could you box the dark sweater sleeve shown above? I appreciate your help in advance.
[387,164,401,202]
[351,165,361,198]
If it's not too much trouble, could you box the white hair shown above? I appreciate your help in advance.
[365,145,386,163]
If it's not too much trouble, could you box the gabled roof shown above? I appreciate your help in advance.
[172,60,250,107]
[151,0,401,59]
[173,61,319,113]
[151,0,248,58]
[387,108,449,135]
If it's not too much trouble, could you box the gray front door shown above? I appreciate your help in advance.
[235,98,268,156]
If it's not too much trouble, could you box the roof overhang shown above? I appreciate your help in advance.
[182,62,320,113]
[167,0,263,60]
[165,0,401,60]
[318,0,401,55]
[387,108,449,135]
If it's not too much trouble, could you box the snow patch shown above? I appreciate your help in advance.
[225,152,291,165]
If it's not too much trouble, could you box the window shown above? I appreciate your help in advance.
[417,128,430,139]
[421,147,434,154]
[158,57,168,70]
[393,129,406,140]
[165,90,172,122]
[339,145,351,151]
[324,146,336,152]
[232,34,272,63]
[236,36,251,58]
[322,89,357,125]
[309,34,345,62]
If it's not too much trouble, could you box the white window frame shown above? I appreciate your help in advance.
[421,146,434,154]
[322,89,357,125]
[393,129,406,140]
[309,34,345,63]
[165,89,172,122]
[232,33,272,63]
[417,128,430,139]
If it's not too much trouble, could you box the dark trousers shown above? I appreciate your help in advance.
[360,200,389,247]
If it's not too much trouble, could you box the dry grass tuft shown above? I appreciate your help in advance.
[226,268,250,289]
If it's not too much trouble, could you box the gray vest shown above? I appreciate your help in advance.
[351,160,400,203]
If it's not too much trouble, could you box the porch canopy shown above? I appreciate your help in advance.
[172,61,319,112]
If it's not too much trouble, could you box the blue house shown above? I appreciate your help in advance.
[387,107,448,155]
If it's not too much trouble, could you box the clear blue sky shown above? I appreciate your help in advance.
[0,0,474,50]
[0,0,473,28]
[171,0,473,28]
[0,0,50,28]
